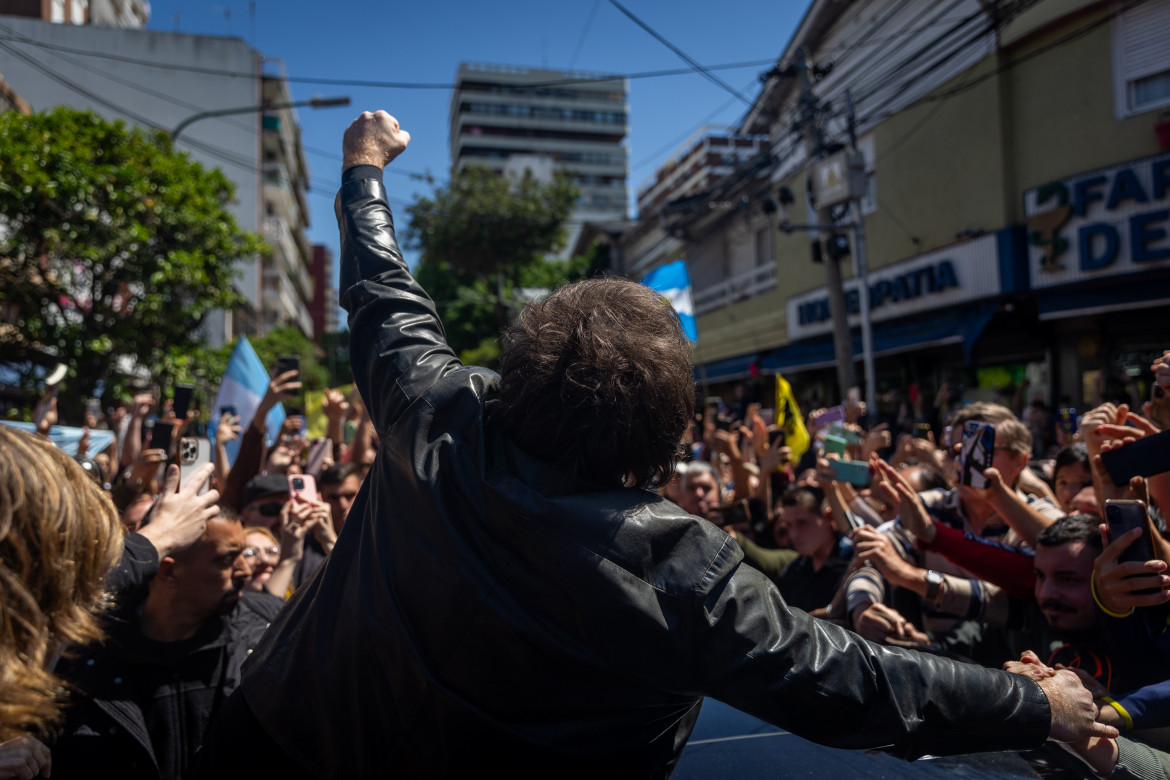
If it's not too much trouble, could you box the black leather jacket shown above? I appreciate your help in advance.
[238,167,1052,778]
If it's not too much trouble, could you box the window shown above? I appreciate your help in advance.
[1113,0,1170,116]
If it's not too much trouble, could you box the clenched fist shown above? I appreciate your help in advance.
[342,110,410,171]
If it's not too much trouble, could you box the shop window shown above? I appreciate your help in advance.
[1112,0,1170,117]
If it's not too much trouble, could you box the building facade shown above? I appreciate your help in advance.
[308,244,338,337]
[0,16,316,344]
[0,0,148,27]
[449,63,629,254]
[610,0,1170,415]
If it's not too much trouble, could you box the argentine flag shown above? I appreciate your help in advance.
[641,260,698,342]
[208,336,286,466]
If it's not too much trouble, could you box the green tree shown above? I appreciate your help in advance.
[0,107,264,416]
[405,164,579,332]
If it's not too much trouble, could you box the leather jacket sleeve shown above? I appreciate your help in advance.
[698,557,1053,760]
[336,167,462,437]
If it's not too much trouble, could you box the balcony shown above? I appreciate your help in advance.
[693,264,777,315]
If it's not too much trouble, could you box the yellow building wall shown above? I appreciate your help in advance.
[1003,9,1164,216]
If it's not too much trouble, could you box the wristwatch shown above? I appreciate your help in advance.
[924,570,944,602]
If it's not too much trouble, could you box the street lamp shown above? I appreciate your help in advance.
[171,95,351,141]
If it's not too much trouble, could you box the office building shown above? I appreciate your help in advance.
[449,63,629,254]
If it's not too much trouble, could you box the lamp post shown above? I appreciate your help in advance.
[171,95,350,141]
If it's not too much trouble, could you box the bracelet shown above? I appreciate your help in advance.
[1100,696,1133,730]
[1091,570,1135,619]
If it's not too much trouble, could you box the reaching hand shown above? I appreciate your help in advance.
[1002,649,1056,682]
[1038,669,1119,743]
[322,388,350,423]
[215,412,242,447]
[342,110,411,170]
[131,393,156,420]
[851,602,930,645]
[256,370,302,426]
[0,734,51,780]
[874,460,937,544]
[137,463,220,559]
[852,526,917,586]
[33,396,57,435]
[76,426,91,459]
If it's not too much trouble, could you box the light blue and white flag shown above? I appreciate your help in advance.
[0,420,116,458]
[641,260,698,342]
[208,336,285,466]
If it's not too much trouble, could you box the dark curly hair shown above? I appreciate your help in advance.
[495,277,695,490]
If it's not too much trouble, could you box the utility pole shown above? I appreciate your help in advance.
[845,90,876,416]
[795,48,856,398]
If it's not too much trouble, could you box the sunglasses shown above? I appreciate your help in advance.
[256,502,284,517]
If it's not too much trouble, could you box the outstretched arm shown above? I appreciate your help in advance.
[337,111,461,436]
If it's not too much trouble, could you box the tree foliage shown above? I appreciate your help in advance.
[0,107,264,415]
[414,244,605,368]
[405,164,578,280]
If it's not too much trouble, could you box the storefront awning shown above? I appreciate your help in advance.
[759,299,1000,373]
[1037,277,1170,321]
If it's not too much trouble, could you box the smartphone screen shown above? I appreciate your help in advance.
[150,421,174,457]
[959,421,995,489]
[913,423,931,440]
[172,383,195,420]
[1105,500,1154,565]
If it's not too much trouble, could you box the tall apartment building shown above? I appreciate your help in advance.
[0,16,316,344]
[449,63,629,254]
[0,0,148,27]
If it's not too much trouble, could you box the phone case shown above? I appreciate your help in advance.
[823,434,848,457]
[960,421,995,489]
[288,473,319,504]
[178,437,212,494]
[830,458,871,487]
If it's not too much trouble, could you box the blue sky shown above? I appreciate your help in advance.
[145,0,806,300]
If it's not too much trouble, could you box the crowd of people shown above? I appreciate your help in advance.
[0,109,1165,779]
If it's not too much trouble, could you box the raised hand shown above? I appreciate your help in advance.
[342,110,411,170]
[137,463,220,559]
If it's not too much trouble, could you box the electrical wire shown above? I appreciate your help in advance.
[606,0,753,106]
[568,0,602,72]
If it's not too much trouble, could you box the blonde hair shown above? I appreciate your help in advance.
[0,427,124,740]
[242,525,278,546]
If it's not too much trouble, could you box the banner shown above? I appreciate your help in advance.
[774,373,811,462]
[0,420,116,458]
[208,336,286,465]
[641,260,698,342]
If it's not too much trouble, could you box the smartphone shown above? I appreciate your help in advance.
[829,458,872,487]
[1100,428,1170,486]
[1058,408,1078,437]
[288,473,318,506]
[177,437,212,494]
[172,383,195,420]
[717,498,766,528]
[219,405,238,420]
[150,420,174,457]
[913,423,932,440]
[275,355,303,416]
[959,421,995,489]
[828,423,861,446]
[823,434,848,457]
[305,438,331,477]
[819,405,847,427]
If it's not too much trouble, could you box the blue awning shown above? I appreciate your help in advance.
[756,299,1001,374]
[1037,276,1170,320]
[694,352,760,383]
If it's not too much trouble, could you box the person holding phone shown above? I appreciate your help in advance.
[192,111,1113,779]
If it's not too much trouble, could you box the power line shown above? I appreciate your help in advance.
[606,0,754,106]
[568,0,602,71]
[0,27,774,91]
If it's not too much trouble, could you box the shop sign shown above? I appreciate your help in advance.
[1024,153,1170,289]
[785,233,1001,340]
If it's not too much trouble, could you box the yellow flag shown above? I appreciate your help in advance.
[774,373,811,462]
[304,383,354,439]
